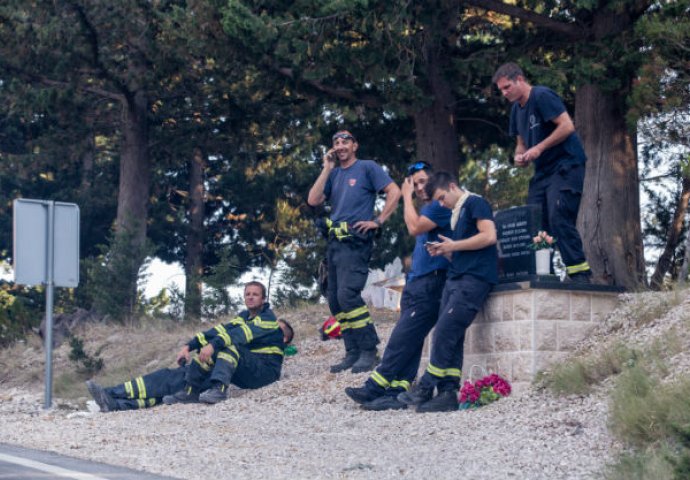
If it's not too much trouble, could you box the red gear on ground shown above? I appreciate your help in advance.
[321,316,342,340]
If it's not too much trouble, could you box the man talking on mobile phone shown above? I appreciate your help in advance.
[308,130,401,374]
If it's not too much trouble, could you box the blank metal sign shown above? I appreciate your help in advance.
[13,199,79,288]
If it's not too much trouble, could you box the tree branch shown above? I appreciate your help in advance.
[275,67,382,108]
[0,59,124,102]
[66,1,130,96]
[463,0,586,39]
[42,78,124,102]
[456,116,507,136]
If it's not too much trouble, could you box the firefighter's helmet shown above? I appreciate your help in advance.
[320,316,342,340]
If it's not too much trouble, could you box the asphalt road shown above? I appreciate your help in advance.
[0,443,176,480]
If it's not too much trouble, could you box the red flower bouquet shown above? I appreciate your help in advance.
[459,373,511,409]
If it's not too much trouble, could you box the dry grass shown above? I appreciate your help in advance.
[0,303,400,402]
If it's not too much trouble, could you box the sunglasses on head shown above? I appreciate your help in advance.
[407,161,431,175]
[332,132,355,142]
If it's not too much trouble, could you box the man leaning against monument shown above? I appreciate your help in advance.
[397,172,498,413]
[344,161,452,411]
[308,130,401,374]
[493,62,592,283]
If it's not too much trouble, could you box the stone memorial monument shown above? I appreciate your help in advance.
[418,204,623,392]
[494,205,542,282]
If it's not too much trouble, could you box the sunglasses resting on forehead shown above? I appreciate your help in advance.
[407,161,431,175]
[332,132,356,142]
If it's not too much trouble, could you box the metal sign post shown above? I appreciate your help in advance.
[13,199,80,409]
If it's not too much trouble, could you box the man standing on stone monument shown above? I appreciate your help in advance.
[493,62,592,283]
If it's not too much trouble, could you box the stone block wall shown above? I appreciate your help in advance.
[418,279,621,392]
[462,281,620,391]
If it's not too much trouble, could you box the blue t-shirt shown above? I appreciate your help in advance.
[407,200,452,281]
[509,86,587,177]
[448,195,498,285]
[324,159,394,224]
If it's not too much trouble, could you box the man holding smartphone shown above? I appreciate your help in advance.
[344,161,451,410]
[397,172,498,412]
[308,130,401,373]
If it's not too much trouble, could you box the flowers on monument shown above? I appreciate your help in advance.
[528,230,557,251]
[459,373,512,409]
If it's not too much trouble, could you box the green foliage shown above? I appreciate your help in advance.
[67,335,104,376]
[606,447,676,480]
[0,283,41,347]
[543,342,639,395]
[84,228,154,321]
[607,366,690,480]
[458,145,531,210]
[139,285,185,322]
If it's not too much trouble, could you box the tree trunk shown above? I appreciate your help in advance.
[413,47,460,175]
[114,90,150,313]
[679,224,690,287]
[185,147,205,319]
[116,90,150,244]
[650,176,690,289]
[575,84,646,288]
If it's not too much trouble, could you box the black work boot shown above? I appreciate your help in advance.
[351,349,378,373]
[199,384,228,404]
[416,390,459,413]
[163,385,199,405]
[565,271,592,284]
[344,386,381,405]
[397,385,433,406]
[330,349,360,373]
[86,380,117,413]
[361,395,407,411]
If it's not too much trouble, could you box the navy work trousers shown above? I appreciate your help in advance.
[106,366,187,411]
[528,162,587,269]
[186,346,282,391]
[105,348,281,411]
[366,270,446,395]
[418,274,492,393]
[327,238,379,352]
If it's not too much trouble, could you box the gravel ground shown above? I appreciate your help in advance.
[0,336,620,479]
[4,290,689,480]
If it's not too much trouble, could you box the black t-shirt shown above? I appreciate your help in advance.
[509,86,587,177]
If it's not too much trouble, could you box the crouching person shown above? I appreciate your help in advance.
[86,281,294,411]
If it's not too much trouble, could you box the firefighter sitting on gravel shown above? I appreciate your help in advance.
[86,281,294,411]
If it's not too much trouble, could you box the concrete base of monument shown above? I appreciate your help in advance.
[465,278,623,390]
[417,278,623,393]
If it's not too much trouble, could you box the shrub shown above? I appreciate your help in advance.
[543,343,638,395]
[68,335,104,376]
[0,284,42,346]
[608,366,690,480]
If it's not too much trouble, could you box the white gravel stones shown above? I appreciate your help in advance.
[5,290,688,479]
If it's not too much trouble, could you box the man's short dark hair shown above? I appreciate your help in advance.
[244,281,267,299]
[424,171,456,199]
[279,319,295,344]
[492,62,525,84]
